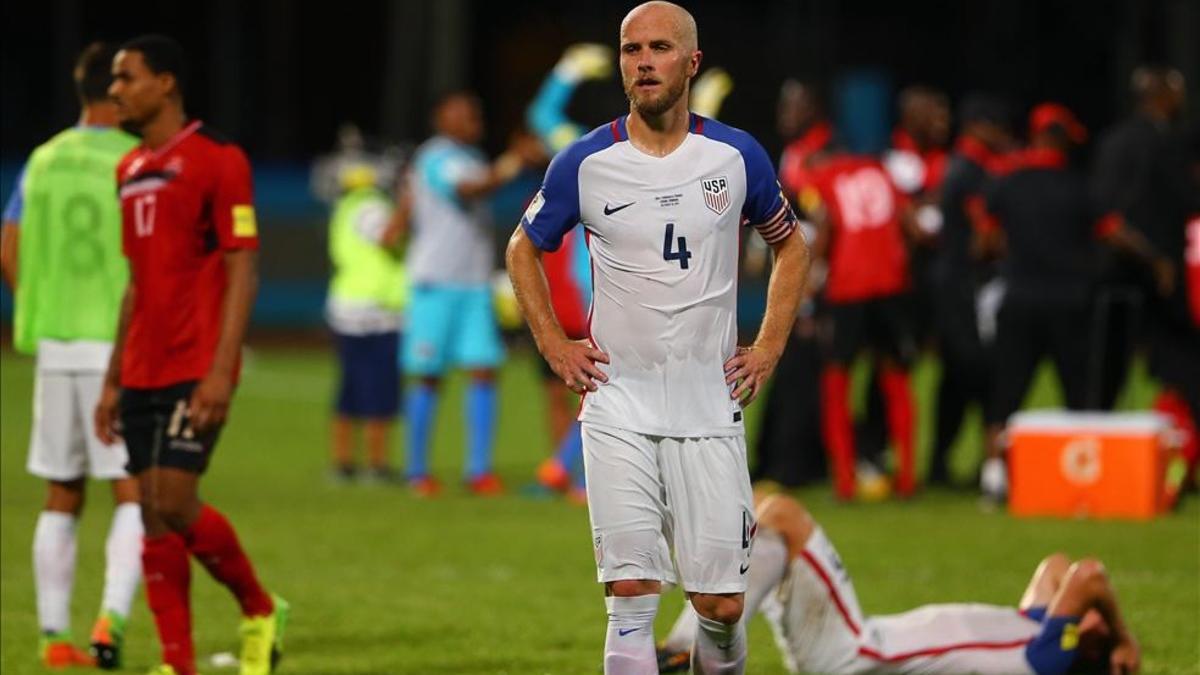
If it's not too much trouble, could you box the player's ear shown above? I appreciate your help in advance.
[159,71,179,99]
[689,49,703,78]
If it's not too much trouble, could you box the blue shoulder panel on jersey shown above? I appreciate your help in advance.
[521,119,619,252]
[693,115,785,225]
[1024,615,1081,675]
[2,163,27,224]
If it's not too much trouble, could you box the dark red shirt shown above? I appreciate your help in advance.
[812,155,910,302]
[778,121,835,204]
[116,121,258,388]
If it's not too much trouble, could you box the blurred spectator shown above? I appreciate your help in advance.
[401,91,539,496]
[524,44,611,501]
[749,81,831,489]
[309,124,405,206]
[325,163,407,483]
[978,103,1174,502]
[853,86,951,485]
[928,93,1012,487]
[777,80,836,216]
[1090,68,1196,406]
[811,152,920,500]
[1092,66,1200,496]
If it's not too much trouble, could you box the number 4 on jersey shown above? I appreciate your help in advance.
[662,223,692,270]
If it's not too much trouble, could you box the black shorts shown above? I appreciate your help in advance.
[819,295,917,366]
[120,381,222,475]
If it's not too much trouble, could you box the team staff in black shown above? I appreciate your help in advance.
[928,95,1011,488]
[1091,69,1200,483]
[978,103,1174,503]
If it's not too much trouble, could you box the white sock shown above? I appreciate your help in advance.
[661,601,699,652]
[101,503,143,620]
[692,613,747,675]
[743,530,789,618]
[604,594,660,675]
[33,511,78,635]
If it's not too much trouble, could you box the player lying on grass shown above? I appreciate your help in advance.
[658,494,1139,674]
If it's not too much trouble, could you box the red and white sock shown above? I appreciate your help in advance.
[184,505,273,617]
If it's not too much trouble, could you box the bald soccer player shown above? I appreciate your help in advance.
[506,3,809,673]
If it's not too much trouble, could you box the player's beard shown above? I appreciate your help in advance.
[626,75,688,117]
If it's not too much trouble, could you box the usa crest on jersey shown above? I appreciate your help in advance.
[701,175,730,215]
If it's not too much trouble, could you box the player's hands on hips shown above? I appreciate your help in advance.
[544,336,609,394]
[1110,636,1140,674]
[190,370,234,432]
[93,381,123,445]
[724,344,781,407]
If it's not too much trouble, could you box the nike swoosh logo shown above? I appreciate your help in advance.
[604,202,635,215]
[617,627,640,636]
[740,563,750,575]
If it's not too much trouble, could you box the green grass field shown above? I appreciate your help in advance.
[1,347,1197,674]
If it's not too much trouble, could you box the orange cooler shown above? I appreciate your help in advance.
[1007,411,1170,520]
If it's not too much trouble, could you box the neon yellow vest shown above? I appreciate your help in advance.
[13,126,138,354]
[328,187,407,310]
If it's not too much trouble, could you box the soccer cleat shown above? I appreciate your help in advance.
[329,463,358,484]
[145,665,179,675]
[536,457,571,492]
[855,460,891,503]
[656,644,691,672]
[467,472,505,496]
[238,593,289,675]
[89,610,127,669]
[364,465,404,485]
[408,475,442,498]
[40,634,96,668]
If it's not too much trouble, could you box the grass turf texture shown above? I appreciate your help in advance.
[1,346,1197,674]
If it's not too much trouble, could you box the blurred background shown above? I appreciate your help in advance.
[2,0,1197,326]
[1,2,1198,673]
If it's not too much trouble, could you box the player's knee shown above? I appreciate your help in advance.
[146,496,199,534]
[1038,552,1072,579]
[756,495,813,550]
[1069,559,1107,585]
[690,593,744,624]
[606,579,661,597]
[45,479,86,515]
[1063,559,1109,599]
[111,477,140,505]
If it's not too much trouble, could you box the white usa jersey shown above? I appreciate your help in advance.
[522,115,796,437]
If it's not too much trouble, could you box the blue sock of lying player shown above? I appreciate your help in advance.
[406,384,437,479]
[465,381,496,480]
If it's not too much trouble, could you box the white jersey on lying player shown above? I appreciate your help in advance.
[520,113,795,437]
[760,526,1046,674]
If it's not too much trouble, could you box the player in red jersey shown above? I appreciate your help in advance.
[91,35,287,675]
[809,154,921,501]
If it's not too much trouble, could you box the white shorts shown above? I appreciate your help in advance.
[27,370,129,481]
[767,526,869,674]
[581,422,754,594]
